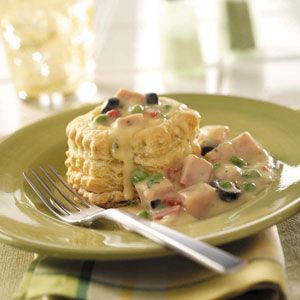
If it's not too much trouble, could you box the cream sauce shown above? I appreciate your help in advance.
[90,95,276,225]
[110,115,146,200]
[131,132,276,225]
[92,97,182,200]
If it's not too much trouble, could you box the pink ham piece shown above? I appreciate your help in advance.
[205,132,269,163]
[115,113,144,127]
[115,88,146,104]
[180,154,213,186]
[135,178,175,208]
[231,132,269,162]
[153,205,181,220]
[231,132,261,154]
[205,141,236,163]
[179,183,218,218]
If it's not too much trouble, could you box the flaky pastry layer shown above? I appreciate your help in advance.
[65,97,201,207]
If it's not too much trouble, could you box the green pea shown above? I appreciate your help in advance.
[164,104,172,111]
[230,156,246,167]
[147,173,164,187]
[137,210,150,219]
[131,105,144,114]
[94,114,107,124]
[131,168,149,183]
[242,169,262,178]
[219,180,234,189]
[243,182,256,192]
[213,163,221,170]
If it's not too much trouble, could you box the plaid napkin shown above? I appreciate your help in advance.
[14,226,287,300]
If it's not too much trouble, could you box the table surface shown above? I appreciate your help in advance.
[0,1,299,299]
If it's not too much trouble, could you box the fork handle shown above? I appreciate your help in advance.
[102,209,245,273]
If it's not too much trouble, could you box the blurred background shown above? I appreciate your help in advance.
[0,1,300,298]
[0,0,300,133]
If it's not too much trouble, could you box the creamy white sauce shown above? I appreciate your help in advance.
[144,134,275,225]
[92,97,182,200]
[110,115,145,200]
[90,97,276,225]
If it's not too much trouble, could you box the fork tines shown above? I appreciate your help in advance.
[23,166,90,217]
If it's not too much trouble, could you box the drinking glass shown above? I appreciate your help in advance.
[0,0,96,102]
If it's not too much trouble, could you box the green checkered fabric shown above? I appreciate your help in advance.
[14,228,287,300]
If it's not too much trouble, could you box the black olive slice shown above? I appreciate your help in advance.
[211,180,241,202]
[146,93,159,105]
[201,146,215,156]
[200,140,217,156]
[101,97,120,113]
[150,199,162,209]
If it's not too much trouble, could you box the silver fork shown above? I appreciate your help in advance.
[23,166,246,273]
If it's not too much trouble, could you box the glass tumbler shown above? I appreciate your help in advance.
[0,0,95,102]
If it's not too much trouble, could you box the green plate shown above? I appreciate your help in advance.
[0,94,299,260]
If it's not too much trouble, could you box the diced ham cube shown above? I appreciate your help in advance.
[179,183,218,218]
[144,178,175,202]
[214,164,242,185]
[231,132,270,162]
[115,88,146,104]
[256,149,270,163]
[135,178,175,208]
[199,125,230,145]
[180,155,213,186]
[116,113,144,127]
[231,132,261,155]
[205,141,236,163]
